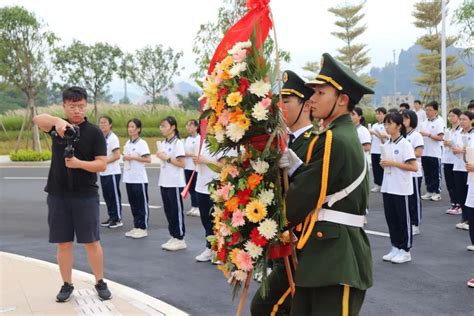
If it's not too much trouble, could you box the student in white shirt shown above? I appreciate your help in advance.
[122,119,151,239]
[443,108,462,215]
[184,119,200,217]
[452,111,474,231]
[414,100,427,130]
[157,116,187,251]
[352,107,371,154]
[98,116,123,229]
[399,102,410,112]
[380,112,418,264]
[420,101,445,201]
[402,110,424,236]
[369,107,388,192]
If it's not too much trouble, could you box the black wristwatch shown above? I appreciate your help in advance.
[167,158,171,163]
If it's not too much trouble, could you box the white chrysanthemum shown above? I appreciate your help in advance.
[225,123,246,142]
[252,101,269,121]
[240,40,251,49]
[229,62,247,77]
[245,241,263,259]
[251,159,269,174]
[215,129,226,143]
[231,270,248,282]
[258,189,274,206]
[228,41,252,55]
[258,219,278,240]
[249,80,271,98]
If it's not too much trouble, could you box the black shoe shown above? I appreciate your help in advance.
[101,218,112,227]
[95,279,112,300]
[56,282,74,302]
[108,221,123,229]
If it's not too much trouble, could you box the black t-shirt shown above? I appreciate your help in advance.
[45,118,106,197]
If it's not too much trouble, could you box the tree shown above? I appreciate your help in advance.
[177,92,201,111]
[413,0,466,103]
[328,2,375,105]
[54,40,122,118]
[302,61,320,79]
[452,0,474,68]
[129,45,183,110]
[191,0,290,81]
[117,53,133,104]
[0,6,57,151]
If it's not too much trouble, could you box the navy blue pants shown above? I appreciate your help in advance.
[408,177,422,226]
[160,186,185,240]
[184,169,198,208]
[443,163,457,205]
[197,192,213,248]
[383,193,412,251]
[422,156,441,193]
[453,171,468,222]
[100,174,122,221]
[125,183,149,229]
[467,206,474,244]
[371,153,383,186]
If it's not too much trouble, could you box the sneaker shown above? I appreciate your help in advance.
[430,193,442,201]
[125,228,138,237]
[108,221,123,229]
[101,218,112,227]
[466,245,474,251]
[195,248,212,262]
[456,222,469,230]
[163,238,187,251]
[56,282,74,302]
[186,207,195,216]
[445,205,456,214]
[468,279,474,288]
[412,225,420,236]
[391,249,411,264]
[370,185,381,193]
[447,207,462,215]
[129,228,148,239]
[382,247,399,262]
[421,192,433,200]
[161,237,175,249]
[95,279,112,301]
[191,207,201,217]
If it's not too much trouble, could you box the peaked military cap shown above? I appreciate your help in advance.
[306,53,374,104]
[281,70,315,102]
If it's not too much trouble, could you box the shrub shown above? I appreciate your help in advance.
[9,150,52,161]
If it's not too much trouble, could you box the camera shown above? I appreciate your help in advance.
[52,126,80,158]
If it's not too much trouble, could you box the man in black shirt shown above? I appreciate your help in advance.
[33,87,112,302]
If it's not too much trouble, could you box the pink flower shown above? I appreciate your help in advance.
[236,250,253,271]
[261,97,271,109]
[217,183,233,200]
[219,224,232,237]
[228,165,239,177]
[231,210,245,227]
[218,109,230,126]
[233,50,247,63]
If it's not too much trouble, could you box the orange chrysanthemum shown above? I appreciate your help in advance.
[247,173,263,190]
[225,196,239,212]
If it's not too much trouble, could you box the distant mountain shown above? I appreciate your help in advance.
[369,45,474,104]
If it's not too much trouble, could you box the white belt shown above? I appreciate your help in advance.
[324,161,368,207]
[318,208,365,228]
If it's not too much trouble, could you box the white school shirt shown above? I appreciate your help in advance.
[370,122,386,154]
[100,131,121,176]
[195,141,224,194]
[356,125,371,146]
[122,138,150,184]
[381,136,416,196]
[158,136,186,188]
[441,127,461,164]
[406,129,424,178]
[184,134,200,170]
[452,129,474,172]
[415,109,427,131]
[421,116,445,158]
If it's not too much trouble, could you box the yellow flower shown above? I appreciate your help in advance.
[219,56,234,70]
[236,116,250,130]
[230,248,241,265]
[203,78,218,98]
[218,264,229,278]
[245,200,267,223]
[226,92,243,107]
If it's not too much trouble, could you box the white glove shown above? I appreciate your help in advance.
[279,149,303,175]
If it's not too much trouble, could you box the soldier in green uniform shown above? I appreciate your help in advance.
[250,70,315,316]
[279,53,374,315]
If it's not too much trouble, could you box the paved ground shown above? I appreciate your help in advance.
[0,165,473,315]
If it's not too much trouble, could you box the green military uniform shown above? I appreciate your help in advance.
[251,71,315,316]
[286,53,374,316]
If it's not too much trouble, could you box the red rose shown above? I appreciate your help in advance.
[217,247,227,262]
[229,232,241,246]
[237,188,252,205]
[238,78,250,95]
[218,86,228,98]
[250,227,268,247]
[222,209,231,221]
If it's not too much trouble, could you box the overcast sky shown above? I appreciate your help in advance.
[0,0,464,83]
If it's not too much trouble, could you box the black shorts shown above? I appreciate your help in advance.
[47,194,100,244]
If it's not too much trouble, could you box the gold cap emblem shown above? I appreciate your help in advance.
[283,72,288,83]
